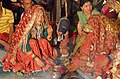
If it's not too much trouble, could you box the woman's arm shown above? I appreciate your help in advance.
[77,22,82,37]
[47,24,53,41]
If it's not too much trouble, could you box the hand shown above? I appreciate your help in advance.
[7,38,12,44]
[57,31,62,36]
[47,36,52,41]
[4,43,10,52]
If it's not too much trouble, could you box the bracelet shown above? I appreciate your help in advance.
[108,55,113,61]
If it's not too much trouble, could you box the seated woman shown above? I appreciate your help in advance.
[73,0,100,54]
[1,5,58,74]
[64,0,119,79]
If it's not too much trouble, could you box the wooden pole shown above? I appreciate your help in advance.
[64,0,68,17]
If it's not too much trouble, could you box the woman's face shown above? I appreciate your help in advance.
[36,10,44,25]
[81,1,92,14]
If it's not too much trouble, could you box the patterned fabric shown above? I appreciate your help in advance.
[0,7,14,34]
[102,5,118,19]
[0,33,9,42]
[74,10,100,54]
[77,10,100,26]
[66,14,119,78]
[1,5,57,74]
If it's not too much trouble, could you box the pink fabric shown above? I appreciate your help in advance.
[102,5,118,19]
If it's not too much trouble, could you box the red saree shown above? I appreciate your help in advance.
[66,14,119,78]
[1,5,57,74]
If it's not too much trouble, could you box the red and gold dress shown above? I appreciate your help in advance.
[1,5,58,74]
[65,14,119,78]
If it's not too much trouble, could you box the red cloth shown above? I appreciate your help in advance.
[1,5,55,74]
[0,33,9,42]
[102,5,118,19]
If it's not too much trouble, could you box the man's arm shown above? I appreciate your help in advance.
[8,23,14,44]
[8,9,14,44]
[0,39,7,46]
[0,39,10,51]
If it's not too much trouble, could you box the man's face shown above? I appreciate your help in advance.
[23,0,32,12]
[74,0,80,3]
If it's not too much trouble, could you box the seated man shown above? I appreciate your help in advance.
[57,17,70,57]
[0,0,14,52]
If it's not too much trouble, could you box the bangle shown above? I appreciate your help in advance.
[7,42,11,44]
[108,55,113,61]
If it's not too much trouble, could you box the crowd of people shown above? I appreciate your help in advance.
[0,0,120,79]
